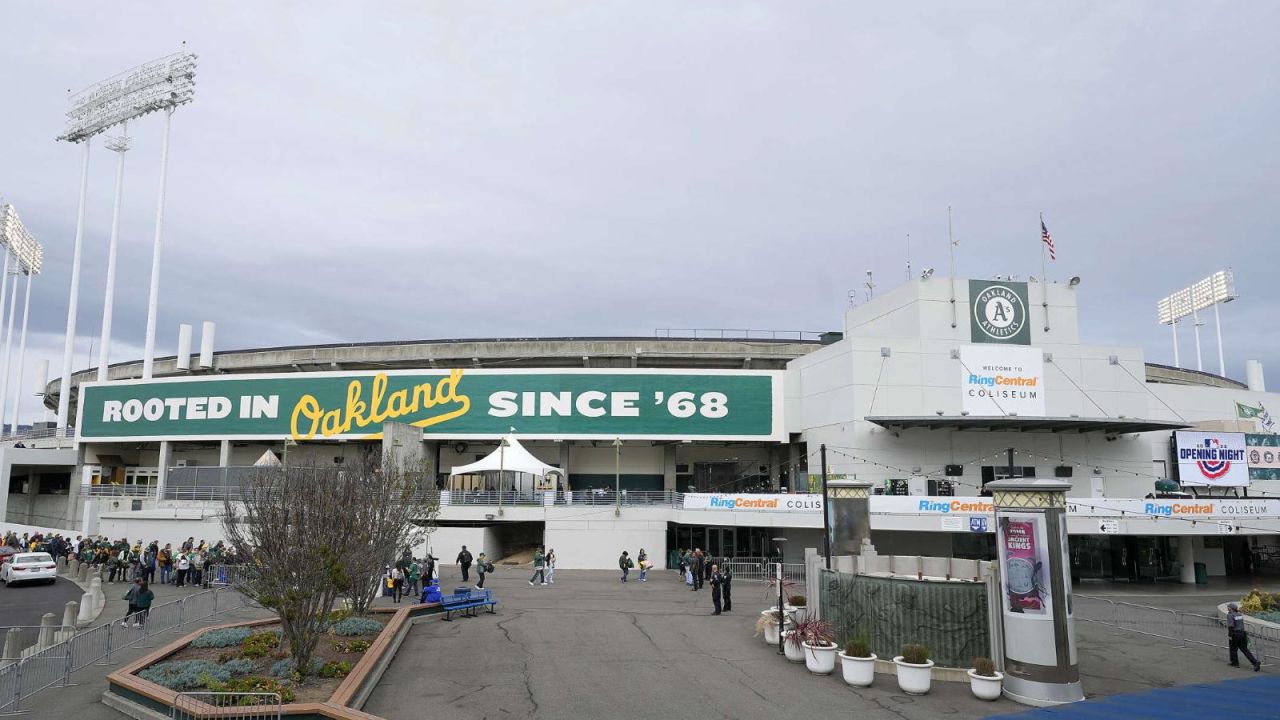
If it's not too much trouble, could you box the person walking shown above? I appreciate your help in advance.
[721,561,733,612]
[709,563,724,615]
[457,546,473,583]
[638,549,648,582]
[676,548,686,578]
[175,552,190,588]
[121,579,142,627]
[475,552,488,589]
[619,551,633,582]
[391,566,405,603]
[133,581,155,627]
[1227,602,1262,671]
[408,558,422,596]
[424,554,437,587]
[546,549,557,584]
[529,547,547,586]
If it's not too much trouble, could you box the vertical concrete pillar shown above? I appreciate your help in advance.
[37,613,57,648]
[65,443,87,531]
[24,472,38,524]
[559,441,572,491]
[663,444,677,491]
[156,441,171,500]
[0,449,10,524]
[76,591,95,626]
[218,439,231,467]
[988,478,1083,707]
[61,601,78,629]
[1179,537,1196,584]
[2,627,21,665]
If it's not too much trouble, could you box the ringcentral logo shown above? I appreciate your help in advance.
[973,284,1026,340]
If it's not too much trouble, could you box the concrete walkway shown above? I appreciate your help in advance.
[364,568,1021,720]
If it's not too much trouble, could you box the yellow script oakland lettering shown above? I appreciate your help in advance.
[290,370,470,439]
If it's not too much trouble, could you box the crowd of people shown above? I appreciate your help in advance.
[2,530,237,588]
[675,548,733,615]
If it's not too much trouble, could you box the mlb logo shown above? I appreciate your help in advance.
[970,517,988,533]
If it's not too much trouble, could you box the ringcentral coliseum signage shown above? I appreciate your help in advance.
[960,345,1046,417]
[682,494,823,512]
[76,369,782,442]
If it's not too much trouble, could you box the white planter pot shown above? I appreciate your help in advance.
[782,631,805,663]
[893,656,934,695]
[803,642,838,675]
[967,669,1004,700]
[791,605,809,623]
[760,612,791,645]
[769,604,798,618]
[839,652,877,687]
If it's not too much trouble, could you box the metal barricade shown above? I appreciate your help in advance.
[171,691,282,719]
[1074,593,1280,666]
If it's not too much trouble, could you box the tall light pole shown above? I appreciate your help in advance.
[97,122,130,382]
[772,536,788,655]
[1157,270,1236,375]
[497,435,510,517]
[141,107,174,380]
[56,52,198,423]
[0,258,19,429]
[613,438,623,517]
[0,206,43,435]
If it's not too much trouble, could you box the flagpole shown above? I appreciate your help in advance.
[1039,212,1048,284]
[1040,212,1049,334]
[948,206,957,329]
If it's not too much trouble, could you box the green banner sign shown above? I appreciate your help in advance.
[969,279,1031,345]
[77,370,781,442]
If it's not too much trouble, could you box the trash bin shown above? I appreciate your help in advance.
[1194,562,1208,585]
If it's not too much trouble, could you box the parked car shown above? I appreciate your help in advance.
[0,546,18,572]
[1,552,57,586]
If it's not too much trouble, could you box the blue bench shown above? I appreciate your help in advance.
[440,588,497,620]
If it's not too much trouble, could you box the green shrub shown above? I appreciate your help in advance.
[972,657,997,677]
[332,617,384,637]
[192,627,253,648]
[138,660,231,690]
[844,636,872,658]
[787,594,807,607]
[270,657,323,678]
[900,644,930,665]
[220,658,257,676]
[241,631,282,658]
[204,676,296,704]
[319,660,352,678]
[333,639,372,653]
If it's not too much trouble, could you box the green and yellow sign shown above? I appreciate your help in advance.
[76,369,782,442]
[969,279,1031,345]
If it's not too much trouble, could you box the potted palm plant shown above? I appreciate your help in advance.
[790,616,838,674]
[838,635,876,687]
[754,610,792,645]
[893,644,934,695]
[967,657,1003,700]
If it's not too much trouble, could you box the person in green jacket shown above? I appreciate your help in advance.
[619,551,634,582]
[408,560,421,596]
[133,581,155,627]
[528,547,546,586]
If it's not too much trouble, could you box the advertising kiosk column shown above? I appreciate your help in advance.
[827,479,874,557]
[987,479,1083,707]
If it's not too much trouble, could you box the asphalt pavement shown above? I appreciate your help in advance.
[1,576,83,627]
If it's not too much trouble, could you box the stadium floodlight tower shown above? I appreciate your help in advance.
[1157,269,1237,376]
[0,205,44,435]
[54,51,197,434]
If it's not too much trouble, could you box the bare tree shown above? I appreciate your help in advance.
[222,462,360,675]
[340,450,440,615]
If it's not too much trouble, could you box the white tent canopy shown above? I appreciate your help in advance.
[253,449,282,467]
[448,436,563,491]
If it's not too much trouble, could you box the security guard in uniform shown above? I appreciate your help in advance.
[1227,602,1262,671]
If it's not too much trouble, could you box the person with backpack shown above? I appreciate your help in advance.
[475,552,489,589]
[121,579,142,627]
[1226,602,1262,671]
[456,546,473,582]
[391,566,405,603]
[133,581,155,627]
[619,551,634,582]
[529,547,547,586]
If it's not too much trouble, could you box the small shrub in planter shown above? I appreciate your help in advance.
[320,660,353,678]
[269,658,323,679]
[793,616,838,675]
[241,631,282,659]
[138,660,231,691]
[334,638,373,653]
[755,610,791,645]
[205,676,296,704]
[839,636,877,687]
[894,644,934,695]
[332,617,384,637]
[787,594,807,607]
[968,657,1004,701]
[192,627,253,648]
[220,658,258,676]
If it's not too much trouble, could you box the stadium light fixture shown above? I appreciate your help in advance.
[1157,269,1237,374]
[0,205,44,434]
[56,53,197,143]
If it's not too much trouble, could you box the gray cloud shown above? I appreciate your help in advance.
[1,1,1277,423]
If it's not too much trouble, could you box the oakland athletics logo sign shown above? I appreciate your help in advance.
[969,280,1031,345]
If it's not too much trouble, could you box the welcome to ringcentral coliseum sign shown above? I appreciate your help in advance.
[76,369,783,442]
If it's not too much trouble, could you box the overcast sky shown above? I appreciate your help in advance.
[1,2,1277,423]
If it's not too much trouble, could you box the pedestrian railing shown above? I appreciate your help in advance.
[83,484,159,498]
[702,560,806,586]
[1074,594,1280,665]
[172,691,282,719]
[0,585,250,715]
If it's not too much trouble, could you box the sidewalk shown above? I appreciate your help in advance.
[13,589,272,719]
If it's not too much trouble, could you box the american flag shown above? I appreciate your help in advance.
[1041,218,1056,261]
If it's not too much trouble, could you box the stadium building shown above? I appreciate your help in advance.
[5,275,1280,581]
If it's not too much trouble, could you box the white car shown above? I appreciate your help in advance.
[1,552,58,586]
